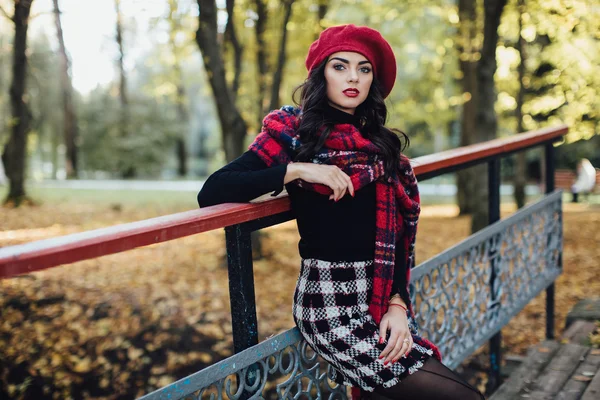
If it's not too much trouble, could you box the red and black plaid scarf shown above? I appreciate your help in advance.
[249,106,442,372]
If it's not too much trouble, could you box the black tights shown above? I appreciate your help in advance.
[364,357,486,400]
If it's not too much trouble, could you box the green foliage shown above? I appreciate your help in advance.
[1,0,596,180]
[218,0,462,156]
[78,87,180,178]
[496,0,600,147]
[0,14,14,147]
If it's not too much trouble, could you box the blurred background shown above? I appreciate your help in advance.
[0,0,599,399]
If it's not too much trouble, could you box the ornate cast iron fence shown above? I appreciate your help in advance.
[410,190,562,370]
[138,190,563,400]
[0,125,567,399]
[138,328,346,400]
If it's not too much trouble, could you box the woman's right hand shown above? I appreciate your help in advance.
[285,163,355,201]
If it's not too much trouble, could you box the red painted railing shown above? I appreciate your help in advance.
[0,125,568,279]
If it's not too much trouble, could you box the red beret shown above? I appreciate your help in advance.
[305,24,397,99]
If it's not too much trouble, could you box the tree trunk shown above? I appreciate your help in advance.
[168,0,189,177]
[224,0,242,97]
[315,0,329,39]
[268,0,294,112]
[456,0,478,216]
[174,71,188,177]
[53,0,78,179]
[0,34,7,142]
[2,0,34,206]
[114,0,134,178]
[513,0,527,209]
[253,0,268,125]
[115,0,128,111]
[52,120,60,179]
[196,0,247,162]
[471,0,507,233]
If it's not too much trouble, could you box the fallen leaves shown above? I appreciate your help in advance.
[0,200,599,398]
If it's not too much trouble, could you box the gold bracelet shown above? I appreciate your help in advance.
[389,293,402,301]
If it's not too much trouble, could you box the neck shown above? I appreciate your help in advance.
[327,101,355,115]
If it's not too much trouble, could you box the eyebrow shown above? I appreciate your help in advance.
[329,57,372,66]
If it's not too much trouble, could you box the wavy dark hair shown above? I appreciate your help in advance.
[291,58,410,181]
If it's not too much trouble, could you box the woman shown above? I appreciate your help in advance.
[198,24,485,400]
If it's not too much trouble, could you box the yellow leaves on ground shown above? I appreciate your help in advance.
[0,200,599,398]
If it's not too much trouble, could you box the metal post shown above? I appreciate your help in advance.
[487,158,502,393]
[545,143,556,340]
[225,224,260,399]
[488,159,501,223]
[225,224,259,353]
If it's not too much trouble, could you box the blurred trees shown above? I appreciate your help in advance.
[513,0,527,209]
[196,0,247,163]
[1,0,35,206]
[497,0,600,204]
[114,0,134,178]
[27,34,63,181]
[195,0,300,163]
[166,0,190,177]
[455,0,479,216]
[462,0,507,233]
[76,1,183,178]
[52,0,78,179]
[0,0,597,205]
[454,0,508,233]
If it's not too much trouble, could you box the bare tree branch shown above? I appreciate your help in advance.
[224,0,242,97]
[269,0,294,111]
[0,4,14,22]
[253,0,268,122]
[196,0,247,162]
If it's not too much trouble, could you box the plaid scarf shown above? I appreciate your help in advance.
[249,106,442,391]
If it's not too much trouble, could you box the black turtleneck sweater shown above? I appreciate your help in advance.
[197,104,409,304]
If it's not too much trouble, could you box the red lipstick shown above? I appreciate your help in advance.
[343,88,359,98]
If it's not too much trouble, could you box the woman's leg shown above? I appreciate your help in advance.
[367,356,486,400]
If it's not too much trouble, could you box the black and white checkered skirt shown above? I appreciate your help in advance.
[292,258,435,392]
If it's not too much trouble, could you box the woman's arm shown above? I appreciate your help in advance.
[197,151,355,207]
[390,242,410,306]
[197,150,289,207]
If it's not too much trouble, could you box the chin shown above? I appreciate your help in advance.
[335,97,362,110]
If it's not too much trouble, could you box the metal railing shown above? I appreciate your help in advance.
[0,125,568,399]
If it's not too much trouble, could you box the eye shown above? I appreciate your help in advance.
[360,66,372,73]
[333,63,346,70]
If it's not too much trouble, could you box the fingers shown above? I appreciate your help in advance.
[390,334,413,364]
[378,318,389,345]
[300,164,354,200]
[380,331,413,364]
[326,166,353,201]
[384,333,405,364]
[343,171,355,197]
[330,169,347,200]
[378,331,398,363]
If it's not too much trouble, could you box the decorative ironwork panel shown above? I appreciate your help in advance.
[139,328,348,400]
[409,191,563,369]
[139,191,563,399]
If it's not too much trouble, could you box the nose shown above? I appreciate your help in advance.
[347,68,359,83]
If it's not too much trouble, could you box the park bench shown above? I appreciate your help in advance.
[552,169,600,194]
[5,125,595,399]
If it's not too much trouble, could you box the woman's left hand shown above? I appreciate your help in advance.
[377,306,413,364]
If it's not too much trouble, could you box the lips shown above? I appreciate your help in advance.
[343,88,359,97]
